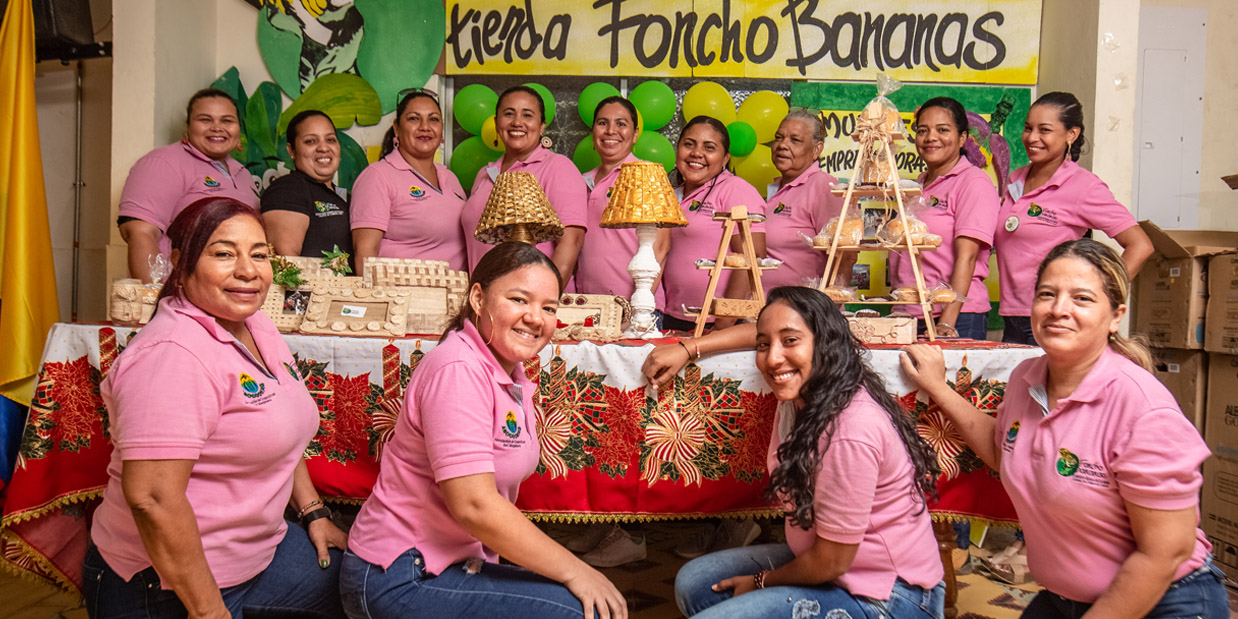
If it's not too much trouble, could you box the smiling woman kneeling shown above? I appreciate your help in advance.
[675,287,945,619]
[339,242,627,619]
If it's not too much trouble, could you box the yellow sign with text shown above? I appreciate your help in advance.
[445,0,1041,84]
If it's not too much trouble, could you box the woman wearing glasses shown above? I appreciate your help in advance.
[351,89,468,274]
[461,85,587,288]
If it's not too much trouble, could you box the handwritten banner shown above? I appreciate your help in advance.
[445,0,1041,84]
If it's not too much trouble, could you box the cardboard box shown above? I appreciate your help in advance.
[1202,353,1238,580]
[1207,254,1238,354]
[1151,348,1207,434]
[1133,221,1238,349]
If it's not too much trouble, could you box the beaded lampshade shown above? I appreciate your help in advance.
[474,171,564,245]
[600,161,688,229]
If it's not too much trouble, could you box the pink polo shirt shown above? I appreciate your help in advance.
[994,160,1138,316]
[350,151,468,271]
[461,146,588,272]
[575,154,666,308]
[347,320,540,574]
[890,159,999,317]
[769,388,943,599]
[118,141,258,258]
[761,166,842,292]
[664,171,765,321]
[91,296,319,588]
[994,347,1211,603]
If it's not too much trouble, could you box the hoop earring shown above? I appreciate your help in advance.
[483,311,497,347]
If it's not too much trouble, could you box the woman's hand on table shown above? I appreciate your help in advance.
[642,342,691,390]
[562,564,629,619]
[899,344,949,398]
[933,322,959,338]
[307,517,348,569]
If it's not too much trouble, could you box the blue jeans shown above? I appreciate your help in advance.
[339,548,596,619]
[1002,316,1037,345]
[83,522,345,619]
[918,312,990,341]
[675,543,945,618]
[1021,557,1228,618]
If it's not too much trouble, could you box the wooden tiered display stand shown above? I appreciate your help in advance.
[690,206,775,337]
[814,106,942,341]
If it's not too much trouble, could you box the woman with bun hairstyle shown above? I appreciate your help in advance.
[890,97,1000,339]
[350,90,468,273]
[993,92,1152,345]
[661,115,766,333]
[460,86,587,288]
[902,239,1224,618]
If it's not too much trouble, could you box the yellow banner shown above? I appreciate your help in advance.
[445,0,1041,84]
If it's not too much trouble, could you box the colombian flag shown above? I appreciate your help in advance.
[0,2,60,420]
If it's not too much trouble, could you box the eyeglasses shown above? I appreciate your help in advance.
[396,87,439,107]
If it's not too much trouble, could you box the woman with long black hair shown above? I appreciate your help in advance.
[674,286,945,618]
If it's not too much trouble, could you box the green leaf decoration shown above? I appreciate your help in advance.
[354,0,445,114]
[335,130,369,191]
[210,67,250,127]
[246,82,284,165]
[257,6,305,99]
[278,73,382,134]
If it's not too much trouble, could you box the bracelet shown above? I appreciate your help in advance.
[296,499,323,518]
[300,507,332,529]
[678,338,700,361]
[753,570,770,589]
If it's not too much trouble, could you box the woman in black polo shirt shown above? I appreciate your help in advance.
[262,110,353,265]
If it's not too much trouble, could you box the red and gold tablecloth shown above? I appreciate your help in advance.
[0,323,1037,594]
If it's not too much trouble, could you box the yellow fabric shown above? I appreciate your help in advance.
[0,0,61,405]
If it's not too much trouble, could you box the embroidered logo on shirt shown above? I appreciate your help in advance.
[314,201,331,213]
[204,176,220,188]
[606,187,613,198]
[688,199,703,211]
[239,372,266,399]
[1027,203,1043,217]
[409,185,425,198]
[1005,420,1020,443]
[773,202,791,216]
[1055,448,1079,476]
[929,196,947,209]
[502,410,522,439]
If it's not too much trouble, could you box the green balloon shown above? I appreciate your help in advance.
[454,84,498,135]
[572,136,601,173]
[727,121,758,158]
[450,136,502,193]
[630,81,676,131]
[524,83,556,126]
[633,132,676,173]
[578,82,621,126]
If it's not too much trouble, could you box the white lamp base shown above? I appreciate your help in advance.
[623,223,662,339]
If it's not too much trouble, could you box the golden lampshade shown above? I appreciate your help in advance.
[601,161,688,229]
[474,171,565,245]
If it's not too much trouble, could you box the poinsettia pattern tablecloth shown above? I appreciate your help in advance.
[0,323,1037,594]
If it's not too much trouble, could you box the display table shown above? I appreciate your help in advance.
[1,323,1036,593]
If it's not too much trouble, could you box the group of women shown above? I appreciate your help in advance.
[94,83,1215,619]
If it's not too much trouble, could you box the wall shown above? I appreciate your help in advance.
[1036,0,1100,171]
[1141,0,1238,231]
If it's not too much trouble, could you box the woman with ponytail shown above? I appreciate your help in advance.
[675,286,945,619]
[350,90,467,273]
[994,92,1152,345]
[903,239,1225,619]
[891,97,1000,340]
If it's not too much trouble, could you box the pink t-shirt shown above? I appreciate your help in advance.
[347,320,540,574]
[118,141,258,258]
[889,159,999,317]
[91,296,319,588]
[994,347,1211,603]
[769,388,943,599]
[761,166,842,292]
[994,160,1138,316]
[350,152,468,271]
[575,154,666,308]
[664,171,766,321]
[460,146,588,272]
